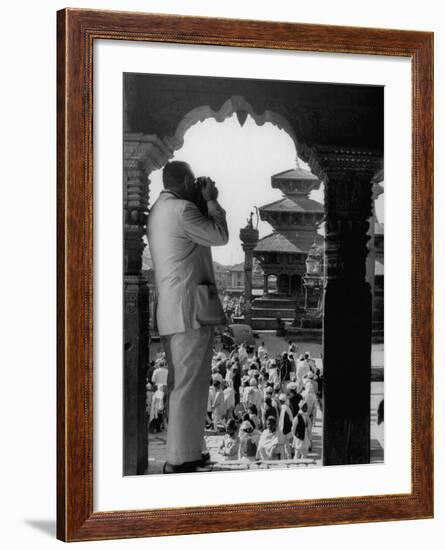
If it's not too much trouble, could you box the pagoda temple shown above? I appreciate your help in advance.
[250,166,324,330]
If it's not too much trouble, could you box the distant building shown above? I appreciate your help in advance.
[213,262,231,291]
[217,263,244,296]
[250,166,323,329]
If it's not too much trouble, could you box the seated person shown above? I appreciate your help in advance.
[256,416,282,460]
[211,379,225,432]
[219,418,240,459]
[238,420,260,460]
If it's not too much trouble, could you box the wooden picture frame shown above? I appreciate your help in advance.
[57,8,434,542]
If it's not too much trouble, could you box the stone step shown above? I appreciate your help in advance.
[251,307,296,318]
[211,458,317,471]
[251,318,294,330]
[253,298,297,308]
[251,317,294,321]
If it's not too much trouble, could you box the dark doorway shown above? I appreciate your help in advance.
[291,273,301,296]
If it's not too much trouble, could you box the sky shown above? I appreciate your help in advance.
[148,114,383,265]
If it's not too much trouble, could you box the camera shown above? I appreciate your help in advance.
[193,176,211,215]
[195,176,210,189]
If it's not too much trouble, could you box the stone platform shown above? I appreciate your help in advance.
[250,295,296,330]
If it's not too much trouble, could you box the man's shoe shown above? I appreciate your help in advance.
[162,459,213,474]
[200,452,211,465]
[162,461,196,474]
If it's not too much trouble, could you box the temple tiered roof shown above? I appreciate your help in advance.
[254,164,324,256]
[272,167,319,181]
[271,166,321,196]
[259,196,324,214]
[254,232,322,254]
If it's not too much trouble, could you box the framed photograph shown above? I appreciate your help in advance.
[57,8,433,542]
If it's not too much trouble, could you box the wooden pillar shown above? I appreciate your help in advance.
[123,274,149,475]
[366,181,384,328]
[123,152,150,475]
[320,151,381,465]
[123,134,174,475]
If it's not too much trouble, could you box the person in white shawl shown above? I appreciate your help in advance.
[150,384,166,433]
[223,380,236,420]
[256,416,281,460]
[301,373,318,450]
[292,401,311,459]
[296,354,309,393]
[277,393,294,459]
[267,358,280,386]
[245,377,263,412]
[238,342,248,367]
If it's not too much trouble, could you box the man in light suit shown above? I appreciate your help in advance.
[148,161,229,473]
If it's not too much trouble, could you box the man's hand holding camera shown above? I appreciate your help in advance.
[196,176,219,202]
[201,178,219,202]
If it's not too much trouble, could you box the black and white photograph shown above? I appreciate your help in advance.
[123,72,384,476]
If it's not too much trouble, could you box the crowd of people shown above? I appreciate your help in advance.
[146,339,323,463]
[207,341,322,461]
[222,294,245,322]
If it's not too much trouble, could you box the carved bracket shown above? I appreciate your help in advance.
[123,133,175,276]
[319,149,382,282]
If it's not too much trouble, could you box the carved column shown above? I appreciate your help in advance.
[318,149,382,465]
[366,180,384,332]
[123,149,149,475]
[123,133,173,475]
[239,220,259,322]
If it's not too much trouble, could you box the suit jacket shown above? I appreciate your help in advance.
[147,190,228,336]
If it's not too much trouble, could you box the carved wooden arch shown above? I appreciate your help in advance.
[124,95,325,186]
[163,95,324,181]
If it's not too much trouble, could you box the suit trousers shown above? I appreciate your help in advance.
[161,326,214,465]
